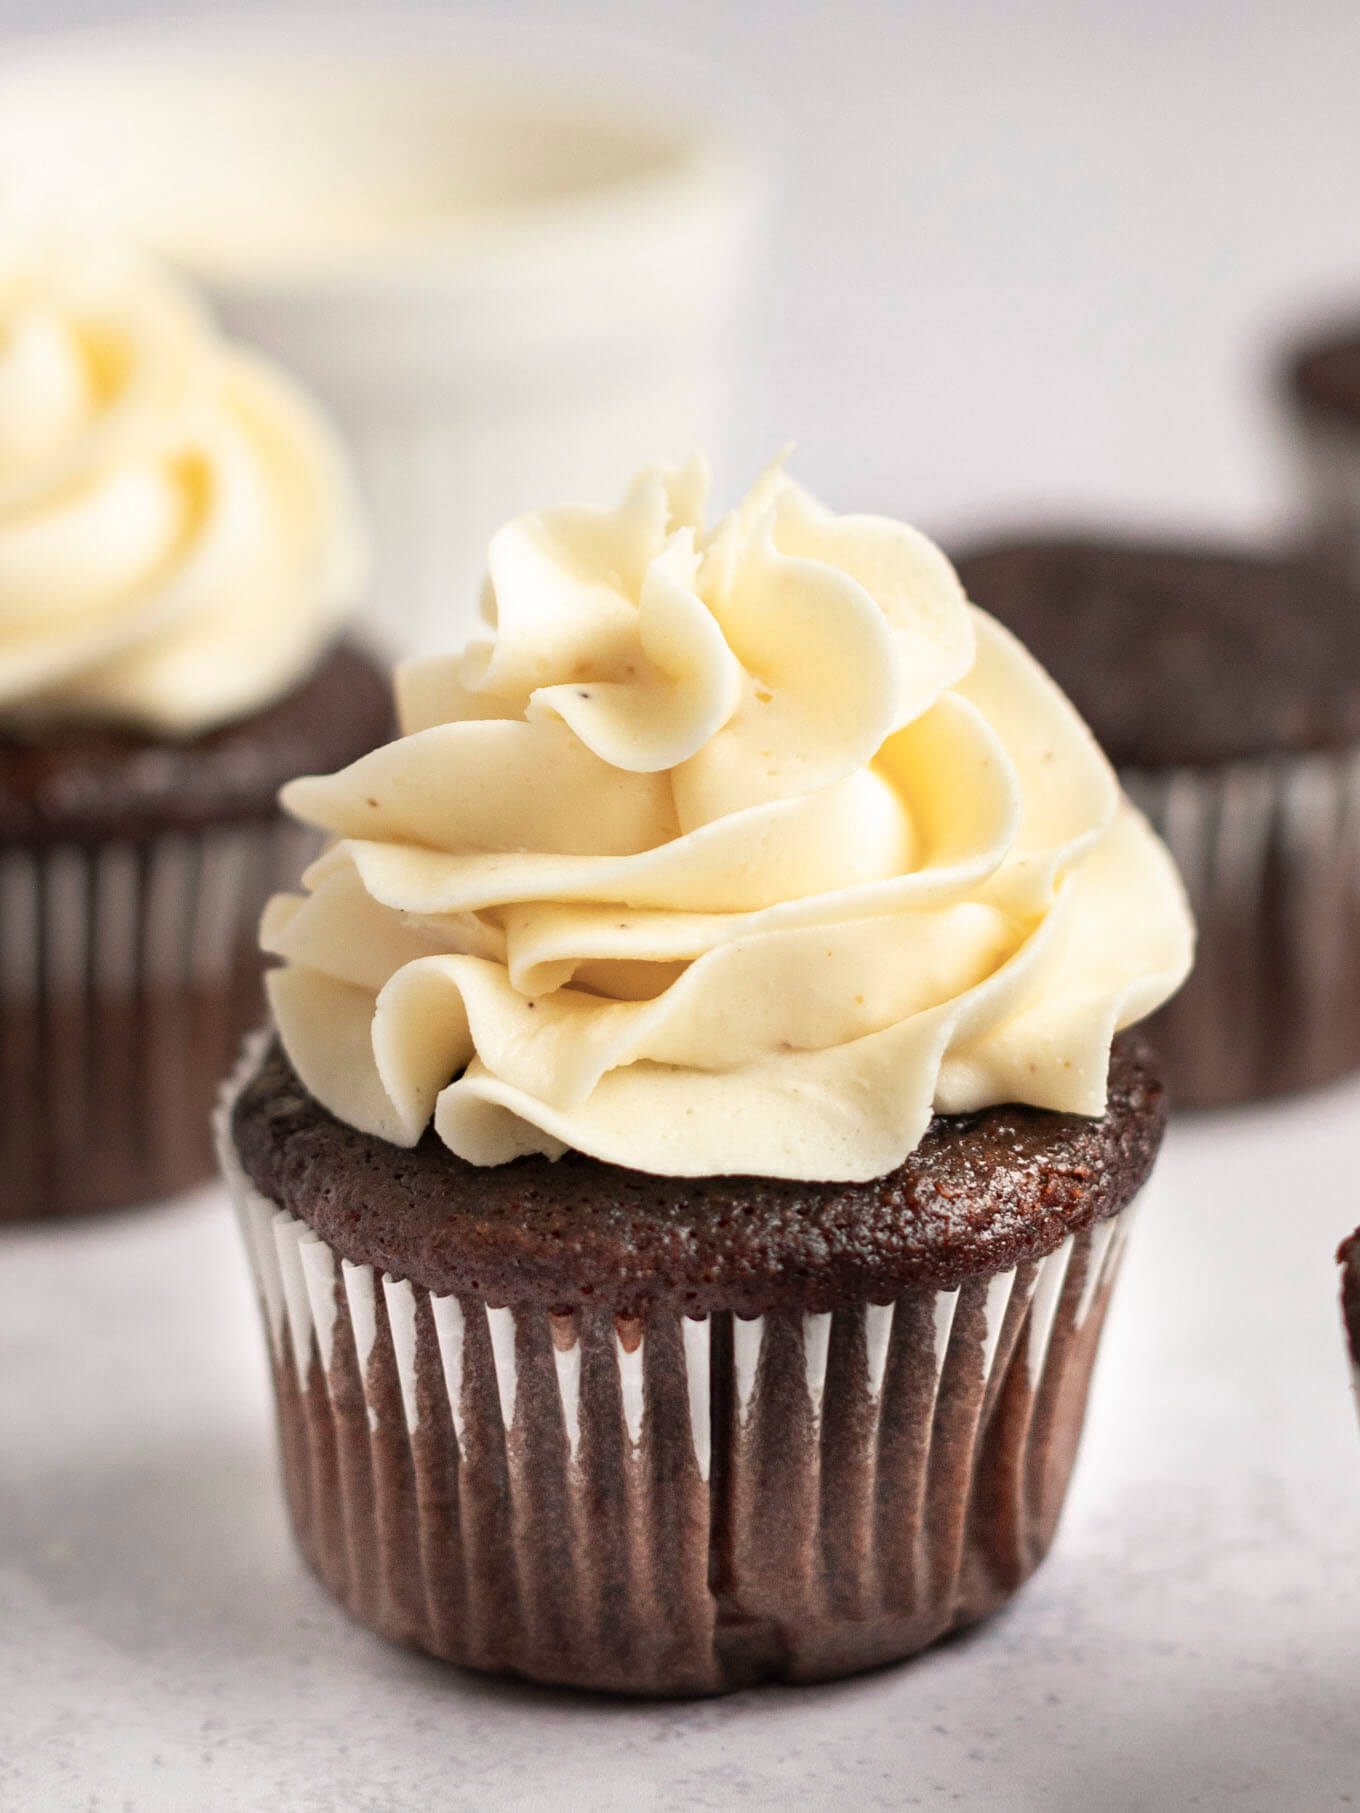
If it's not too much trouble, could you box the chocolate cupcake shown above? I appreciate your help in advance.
[1340,1230,1360,1406]
[0,234,390,1217]
[1283,320,1360,582]
[220,457,1192,1693]
[954,537,1360,1108]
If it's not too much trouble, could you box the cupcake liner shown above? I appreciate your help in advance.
[0,819,314,1219]
[1289,415,1360,584]
[1125,746,1360,1107]
[218,1039,1139,1695]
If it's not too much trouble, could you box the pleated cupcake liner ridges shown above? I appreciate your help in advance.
[1127,746,1360,1108]
[0,819,314,1219]
[219,1039,1140,1696]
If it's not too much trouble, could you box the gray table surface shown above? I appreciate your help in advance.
[4,1081,1359,1812]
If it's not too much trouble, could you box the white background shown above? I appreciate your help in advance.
[3,3,1360,1809]
[2,0,1360,538]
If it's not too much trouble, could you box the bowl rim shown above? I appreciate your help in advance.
[0,8,775,293]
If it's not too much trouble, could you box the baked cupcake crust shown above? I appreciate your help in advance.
[231,1030,1166,1316]
[0,640,392,846]
[954,539,1360,770]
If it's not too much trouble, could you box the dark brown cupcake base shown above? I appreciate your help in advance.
[0,640,392,845]
[0,822,311,1217]
[223,1057,1138,1695]
[231,1034,1164,1312]
[0,642,392,1220]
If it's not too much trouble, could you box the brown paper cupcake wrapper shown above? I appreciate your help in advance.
[0,820,314,1219]
[1125,749,1360,1107]
[218,1038,1139,1695]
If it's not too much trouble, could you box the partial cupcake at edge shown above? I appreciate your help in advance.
[0,229,391,1219]
[1340,1229,1360,1412]
[219,454,1194,1694]
[952,536,1360,1109]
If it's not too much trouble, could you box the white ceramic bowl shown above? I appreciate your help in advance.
[0,14,770,653]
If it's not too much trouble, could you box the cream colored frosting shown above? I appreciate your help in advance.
[264,456,1193,1182]
[0,233,365,733]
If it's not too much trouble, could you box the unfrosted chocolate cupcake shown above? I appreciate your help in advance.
[1284,321,1360,582]
[0,235,388,1217]
[220,457,1192,1694]
[954,537,1360,1108]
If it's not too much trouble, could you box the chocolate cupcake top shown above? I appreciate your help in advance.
[0,230,365,737]
[0,639,391,845]
[954,539,1360,770]
[233,1029,1165,1313]
[258,455,1192,1184]
[1288,324,1360,431]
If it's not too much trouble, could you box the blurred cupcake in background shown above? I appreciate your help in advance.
[954,536,1360,1109]
[0,15,770,658]
[1340,1229,1360,1417]
[0,229,391,1219]
[1282,317,1360,584]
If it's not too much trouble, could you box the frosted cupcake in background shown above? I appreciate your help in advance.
[219,455,1193,1694]
[0,231,391,1219]
[0,16,769,657]
[954,536,1360,1109]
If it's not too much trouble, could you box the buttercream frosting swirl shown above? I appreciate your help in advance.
[264,455,1193,1182]
[0,232,365,733]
